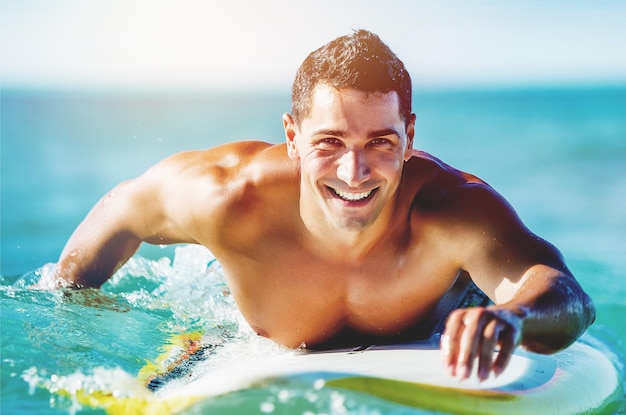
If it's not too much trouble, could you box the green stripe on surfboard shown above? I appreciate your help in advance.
[328,370,623,415]
[328,376,516,415]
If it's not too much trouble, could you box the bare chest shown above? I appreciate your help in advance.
[217,246,458,348]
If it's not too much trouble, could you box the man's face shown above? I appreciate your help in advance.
[284,84,414,233]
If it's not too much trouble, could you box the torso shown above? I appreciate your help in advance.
[217,227,462,348]
[182,142,488,349]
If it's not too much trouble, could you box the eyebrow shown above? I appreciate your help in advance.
[368,128,401,138]
[311,128,401,138]
[312,129,346,138]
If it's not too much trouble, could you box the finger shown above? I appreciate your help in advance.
[441,310,465,376]
[455,311,484,380]
[493,326,517,376]
[477,319,500,381]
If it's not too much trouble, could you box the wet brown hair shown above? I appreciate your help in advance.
[291,30,412,127]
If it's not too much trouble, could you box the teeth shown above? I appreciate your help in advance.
[333,189,373,201]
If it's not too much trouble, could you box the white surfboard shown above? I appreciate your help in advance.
[154,338,622,415]
[63,336,621,415]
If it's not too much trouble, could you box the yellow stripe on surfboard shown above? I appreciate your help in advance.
[137,331,204,388]
[39,332,206,415]
[71,389,201,415]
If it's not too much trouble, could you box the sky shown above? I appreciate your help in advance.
[2,0,626,91]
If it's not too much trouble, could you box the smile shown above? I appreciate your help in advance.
[331,188,376,202]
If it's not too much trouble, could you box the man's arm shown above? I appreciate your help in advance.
[38,141,278,289]
[37,152,210,289]
[440,184,595,381]
[51,181,144,288]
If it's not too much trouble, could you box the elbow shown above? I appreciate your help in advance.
[521,325,579,354]
[583,291,596,328]
[522,292,596,355]
[522,330,581,355]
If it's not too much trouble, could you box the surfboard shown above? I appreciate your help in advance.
[51,335,623,415]
[150,336,621,415]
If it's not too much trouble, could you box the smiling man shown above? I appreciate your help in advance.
[46,30,595,381]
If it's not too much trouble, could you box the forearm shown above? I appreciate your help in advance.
[44,181,146,289]
[501,266,596,353]
[54,229,142,288]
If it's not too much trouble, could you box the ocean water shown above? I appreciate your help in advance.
[1,87,625,414]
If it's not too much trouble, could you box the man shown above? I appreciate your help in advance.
[44,30,595,381]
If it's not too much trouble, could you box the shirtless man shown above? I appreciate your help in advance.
[46,30,595,381]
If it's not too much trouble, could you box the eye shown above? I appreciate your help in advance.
[369,137,393,147]
[315,137,343,150]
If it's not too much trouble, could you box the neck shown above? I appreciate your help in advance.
[300,203,400,264]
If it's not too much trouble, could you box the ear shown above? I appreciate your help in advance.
[404,113,416,161]
[283,113,300,161]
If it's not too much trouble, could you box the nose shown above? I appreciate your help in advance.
[337,150,371,187]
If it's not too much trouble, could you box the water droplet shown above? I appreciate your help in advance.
[260,401,275,413]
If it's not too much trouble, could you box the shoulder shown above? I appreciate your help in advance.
[147,141,298,244]
[144,141,294,192]
[150,141,281,178]
[407,150,528,253]
[405,150,493,211]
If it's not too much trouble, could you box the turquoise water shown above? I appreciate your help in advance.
[1,87,625,414]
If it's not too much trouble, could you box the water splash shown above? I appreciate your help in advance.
[5,244,291,414]
[22,366,151,415]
